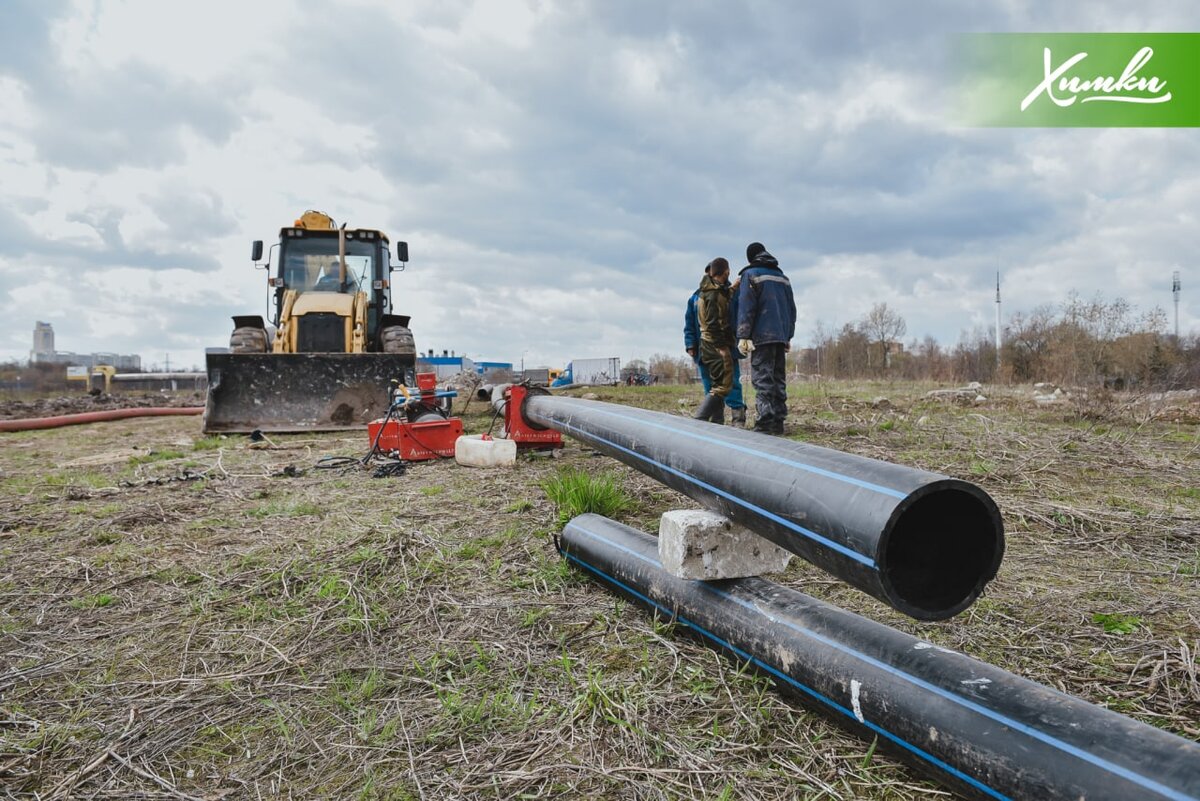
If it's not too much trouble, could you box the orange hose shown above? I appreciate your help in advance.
[0,407,205,432]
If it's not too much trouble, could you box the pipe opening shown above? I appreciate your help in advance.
[883,487,1002,618]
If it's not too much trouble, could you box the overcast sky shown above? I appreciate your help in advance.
[1,0,1196,370]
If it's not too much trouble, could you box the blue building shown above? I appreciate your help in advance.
[417,354,476,380]
[475,361,513,376]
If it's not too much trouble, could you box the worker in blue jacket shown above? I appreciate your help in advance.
[736,242,796,434]
[685,262,747,425]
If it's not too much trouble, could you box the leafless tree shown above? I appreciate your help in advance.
[860,303,907,371]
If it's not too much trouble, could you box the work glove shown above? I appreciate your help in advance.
[738,339,754,357]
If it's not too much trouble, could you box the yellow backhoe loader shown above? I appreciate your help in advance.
[203,210,417,432]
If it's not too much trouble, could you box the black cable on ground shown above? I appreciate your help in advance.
[315,456,361,470]
[370,461,407,478]
[485,399,505,438]
[315,401,411,474]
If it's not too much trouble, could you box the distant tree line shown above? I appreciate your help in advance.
[800,295,1198,388]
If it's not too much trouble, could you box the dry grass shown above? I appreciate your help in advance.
[1,381,1197,800]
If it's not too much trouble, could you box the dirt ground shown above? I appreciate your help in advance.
[1,381,1197,800]
[0,392,206,421]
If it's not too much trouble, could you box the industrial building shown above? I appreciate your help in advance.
[414,350,514,381]
[29,322,141,370]
[416,350,475,380]
[474,361,514,377]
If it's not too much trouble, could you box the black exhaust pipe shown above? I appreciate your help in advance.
[560,514,1200,801]
[525,395,1003,620]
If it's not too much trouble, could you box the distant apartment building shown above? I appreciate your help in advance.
[29,322,141,370]
[32,321,54,358]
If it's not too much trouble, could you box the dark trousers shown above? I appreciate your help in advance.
[699,340,733,397]
[750,343,788,428]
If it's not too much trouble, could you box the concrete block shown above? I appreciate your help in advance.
[658,509,792,580]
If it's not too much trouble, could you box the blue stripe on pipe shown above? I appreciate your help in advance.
[552,418,876,568]
[542,401,909,500]
[560,548,1011,801]
[567,522,1197,801]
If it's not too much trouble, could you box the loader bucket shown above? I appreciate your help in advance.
[203,353,416,433]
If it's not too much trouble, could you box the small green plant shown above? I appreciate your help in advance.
[89,530,122,546]
[1091,612,1142,634]
[520,608,548,627]
[128,449,185,466]
[419,485,444,497]
[192,436,224,451]
[70,593,115,609]
[861,735,879,768]
[504,499,534,513]
[970,459,996,476]
[541,467,632,528]
[251,500,323,518]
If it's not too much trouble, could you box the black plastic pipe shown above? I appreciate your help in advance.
[560,514,1200,801]
[525,395,1003,620]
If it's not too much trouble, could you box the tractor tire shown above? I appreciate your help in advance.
[380,325,415,357]
[229,326,268,354]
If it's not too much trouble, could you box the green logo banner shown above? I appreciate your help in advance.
[957,33,1200,126]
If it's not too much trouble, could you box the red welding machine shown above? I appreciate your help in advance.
[502,385,563,450]
[367,372,463,461]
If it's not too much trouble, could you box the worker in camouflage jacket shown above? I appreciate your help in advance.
[736,242,796,434]
[693,257,736,424]
[685,266,747,425]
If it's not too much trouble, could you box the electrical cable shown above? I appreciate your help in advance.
[485,398,506,438]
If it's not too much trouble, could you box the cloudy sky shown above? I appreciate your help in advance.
[1,0,1196,370]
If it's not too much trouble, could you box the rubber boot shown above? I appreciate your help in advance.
[692,394,715,421]
[729,407,746,427]
[707,395,726,424]
[693,394,722,423]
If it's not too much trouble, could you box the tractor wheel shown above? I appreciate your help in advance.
[229,326,268,354]
[380,325,415,357]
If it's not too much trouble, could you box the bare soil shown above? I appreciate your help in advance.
[1,381,1197,800]
[0,393,205,421]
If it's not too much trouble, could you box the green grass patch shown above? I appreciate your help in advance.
[89,530,122,545]
[504,499,534,513]
[969,459,997,476]
[1173,486,1200,501]
[70,593,115,609]
[1091,612,1142,634]
[1176,550,1200,577]
[1106,496,1150,517]
[192,436,225,451]
[541,467,632,528]
[250,500,323,518]
[128,449,185,466]
[419,485,444,497]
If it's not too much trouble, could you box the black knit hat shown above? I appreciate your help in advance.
[746,242,766,261]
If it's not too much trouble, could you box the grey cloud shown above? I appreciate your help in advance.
[0,0,69,83]
[1,2,246,172]
[57,207,220,272]
[4,0,1200,365]
[28,64,245,171]
[143,186,239,242]
[0,205,39,259]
